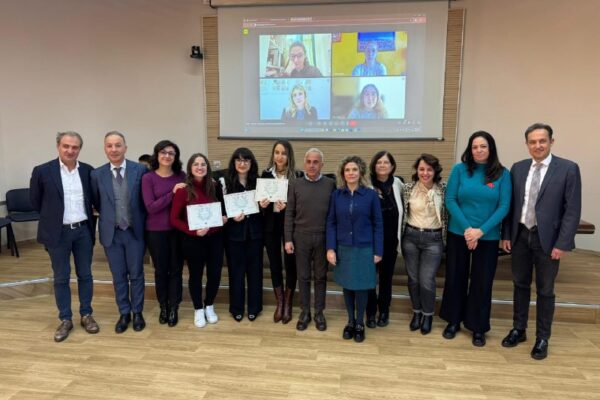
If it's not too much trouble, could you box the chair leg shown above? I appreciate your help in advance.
[7,225,18,257]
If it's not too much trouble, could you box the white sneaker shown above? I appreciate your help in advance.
[205,305,219,324]
[194,309,206,328]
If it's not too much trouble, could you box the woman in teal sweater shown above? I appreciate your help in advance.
[440,131,511,347]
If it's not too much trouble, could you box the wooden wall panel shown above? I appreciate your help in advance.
[203,8,465,179]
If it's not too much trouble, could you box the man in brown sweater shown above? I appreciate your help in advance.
[285,148,336,331]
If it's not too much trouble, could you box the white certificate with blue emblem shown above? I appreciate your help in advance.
[223,190,260,218]
[187,202,223,230]
[255,178,288,202]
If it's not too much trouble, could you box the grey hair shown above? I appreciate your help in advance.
[56,131,83,148]
[104,130,126,144]
[304,147,324,163]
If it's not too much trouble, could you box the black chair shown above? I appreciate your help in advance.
[0,217,18,257]
[6,188,40,257]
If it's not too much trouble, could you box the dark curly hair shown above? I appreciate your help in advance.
[411,153,443,183]
[149,140,182,174]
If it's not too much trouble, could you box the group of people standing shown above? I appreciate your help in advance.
[31,122,581,360]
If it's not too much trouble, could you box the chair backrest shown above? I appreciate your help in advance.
[6,188,35,213]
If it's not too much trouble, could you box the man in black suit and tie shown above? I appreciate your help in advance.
[91,131,147,334]
[501,123,581,360]
[30,131,99,342]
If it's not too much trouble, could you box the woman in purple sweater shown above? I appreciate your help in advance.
[141,140,186,327]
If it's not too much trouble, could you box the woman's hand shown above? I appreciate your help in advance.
[196,228,209,237]
[466,239,478,250]
[259,198,270,209]
[222,216,228,224]
[464,227,483,242]
[274,200,286,212]
[233,213,245,222]
[327,249,337,266]
[374,255,382,264]
[172,182,187,193]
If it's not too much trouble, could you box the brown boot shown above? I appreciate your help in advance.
[273,287,284,323]
[282,288,294,324]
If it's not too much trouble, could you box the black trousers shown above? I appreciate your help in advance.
[264,215,297,291]
[511,225,560,340]
[440,232,499,333]
[146,230,183,307]
[182,231,224,309]
[226,238,263,316]
[366,239,398,316]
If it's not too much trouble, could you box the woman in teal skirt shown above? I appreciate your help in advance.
[326,155,383,342]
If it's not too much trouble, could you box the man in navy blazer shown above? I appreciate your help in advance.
[501,123,581,360]
[30,131,100,342]
[91,131,147,333]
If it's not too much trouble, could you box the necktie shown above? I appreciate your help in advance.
[524,163,543,229]
[114,167,129,230]
[114,167,123,185]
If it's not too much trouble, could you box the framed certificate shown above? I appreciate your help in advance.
[255,178,288,202]
[224,190,260,218]
[186,202,223,230]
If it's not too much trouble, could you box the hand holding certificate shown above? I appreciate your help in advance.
[224,190,260,218]
[187,202,223,230]
[255,178,288,202]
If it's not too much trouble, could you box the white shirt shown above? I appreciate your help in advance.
[110,161,126,179]
[520,153,552,224]
[60,160,87,224]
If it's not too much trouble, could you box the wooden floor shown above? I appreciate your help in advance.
[1,295,600,400]
[1,242,600,399]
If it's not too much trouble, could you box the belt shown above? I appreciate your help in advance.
[519,223,537,232]
[406,224,442,233]
[63,220,87,229]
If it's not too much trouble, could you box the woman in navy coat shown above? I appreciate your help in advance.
[326,155,383,342]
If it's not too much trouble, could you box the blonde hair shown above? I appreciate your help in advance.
[285,84,314,118]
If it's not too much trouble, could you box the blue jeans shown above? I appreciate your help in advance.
[401,226,443,315]
[47,225,94,321]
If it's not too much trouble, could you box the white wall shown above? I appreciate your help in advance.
[0,0,215,243]
[1,0,598,250]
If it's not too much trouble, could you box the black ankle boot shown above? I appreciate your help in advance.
[420,315,433,335]
[159,303,168,324]
[409,312,422,331]
[168,305,178,327]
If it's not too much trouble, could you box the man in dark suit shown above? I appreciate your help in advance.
[91,131,147,333]
[30,131,99,342]
[501,123,581,360]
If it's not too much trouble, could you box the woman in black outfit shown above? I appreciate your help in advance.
[224,148,264,322]
[259,140,300,323]
[366,151,404,328]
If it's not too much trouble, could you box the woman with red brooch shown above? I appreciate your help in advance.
[440,131,511,347]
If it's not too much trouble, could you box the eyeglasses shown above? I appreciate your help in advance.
[235,159,250,165]
[290,52,304,60]
[159,150,176,157]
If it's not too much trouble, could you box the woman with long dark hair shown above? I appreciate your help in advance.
[141,140,186,326]
[259,140,300,323]
[223,148,264,322]
[365,151,403,328]
[440,131,511,346]
[170,153,226,328]
[401,154,447,335]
